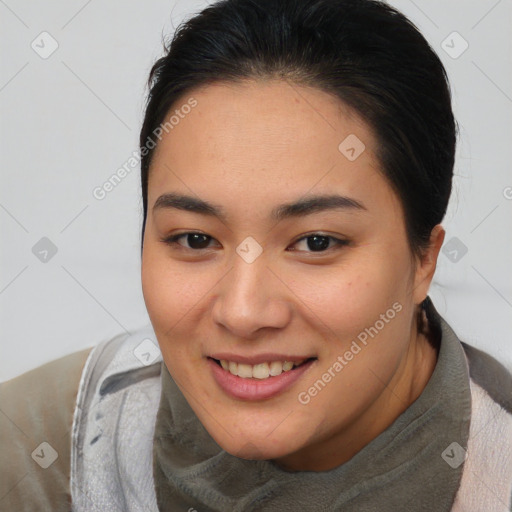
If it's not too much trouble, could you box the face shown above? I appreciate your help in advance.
[141,80,438,471]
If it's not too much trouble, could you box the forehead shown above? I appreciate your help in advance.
[151,79,374,163]
[146,79,398,219]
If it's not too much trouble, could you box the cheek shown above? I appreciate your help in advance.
[141,245,207,335]
[296,301,412,432]
[141,253,198,381]
[141,241,234,374]
[285,253,410,343]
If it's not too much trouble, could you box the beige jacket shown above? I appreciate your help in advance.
[0,348,92,511]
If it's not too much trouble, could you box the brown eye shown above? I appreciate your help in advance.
[290,234,349,253]
[161,232,218,250]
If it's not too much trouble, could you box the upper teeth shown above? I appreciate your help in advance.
[219,359,305,379]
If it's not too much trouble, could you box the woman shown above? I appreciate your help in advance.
[1,0,511,510]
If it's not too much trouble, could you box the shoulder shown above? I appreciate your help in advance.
[461,341,512,414]
[71,326,162,511]
[0,347,93,512]
[453,342,512,511]
[0,327,162,512]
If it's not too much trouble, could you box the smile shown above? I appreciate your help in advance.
[216,359,308,379]
[208,356,317,400]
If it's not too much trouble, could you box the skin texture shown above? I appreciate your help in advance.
[141,79,445,471]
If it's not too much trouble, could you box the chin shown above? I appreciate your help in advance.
[205,420,308,462]
[224,438,294,461]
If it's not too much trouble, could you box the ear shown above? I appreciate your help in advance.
[412,224,445,304]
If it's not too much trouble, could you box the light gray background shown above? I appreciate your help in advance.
[1,0,511,382]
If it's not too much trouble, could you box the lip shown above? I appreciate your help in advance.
[209,352,313,365]
[208,357,316,401]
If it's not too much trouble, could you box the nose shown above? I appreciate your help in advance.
[212,253,292,339]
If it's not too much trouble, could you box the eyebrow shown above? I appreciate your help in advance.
[152,192,367,222]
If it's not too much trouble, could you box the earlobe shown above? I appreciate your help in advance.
[413,224,445,304]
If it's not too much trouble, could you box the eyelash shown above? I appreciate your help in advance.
[160,231,349,254]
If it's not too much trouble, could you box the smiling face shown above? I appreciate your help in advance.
[141,79,441,471]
